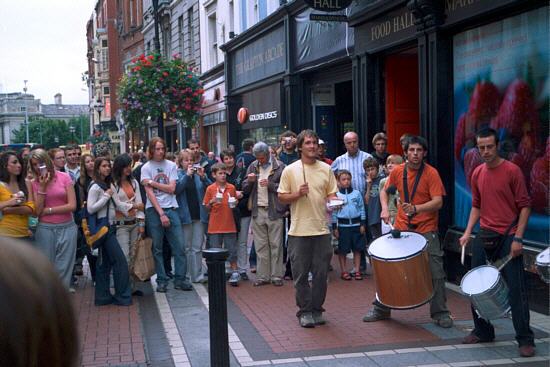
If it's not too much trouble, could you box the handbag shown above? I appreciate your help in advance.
[81,182,113,249]
[130,236,156,281]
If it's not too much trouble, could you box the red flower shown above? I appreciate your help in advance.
[163,72,168,77]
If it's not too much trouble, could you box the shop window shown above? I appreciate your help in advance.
[452,7,549,243]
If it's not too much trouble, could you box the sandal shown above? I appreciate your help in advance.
[354,272,363,280]
[340,272,352,281]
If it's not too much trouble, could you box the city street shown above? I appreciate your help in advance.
[75,259,550,367]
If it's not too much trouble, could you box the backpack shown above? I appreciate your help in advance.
[81,181,113,249]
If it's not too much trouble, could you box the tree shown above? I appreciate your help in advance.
[12,115,90,149]
[118,53,204,130]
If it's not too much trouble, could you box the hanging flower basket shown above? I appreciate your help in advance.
[118,53,204,130]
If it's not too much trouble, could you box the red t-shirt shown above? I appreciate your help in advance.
[471,160,530,235]
[203,183,237,234]
[386,163,446,233]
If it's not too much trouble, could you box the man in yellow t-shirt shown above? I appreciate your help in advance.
[278,130,338,328]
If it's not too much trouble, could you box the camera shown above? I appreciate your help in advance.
[192,164,201,172]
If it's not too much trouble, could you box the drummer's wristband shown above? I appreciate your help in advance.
[512,237,523,244]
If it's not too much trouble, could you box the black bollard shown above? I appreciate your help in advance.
[203,248,230,367]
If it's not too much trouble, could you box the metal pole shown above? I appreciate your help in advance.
[23,80,29,144]
[203,248,230,367]
[152,0,164,139]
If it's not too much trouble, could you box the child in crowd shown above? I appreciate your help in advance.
[331,170,366,281]
[379,154,404,233]
[203,163,240,286]
[364,157,383,241]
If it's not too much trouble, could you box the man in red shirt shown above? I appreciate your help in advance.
[363,136,453,328]
[459,128,535,357]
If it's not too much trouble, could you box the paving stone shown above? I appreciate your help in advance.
[432,347,503,363]
[307,356,379,367]
[369,351,445,367]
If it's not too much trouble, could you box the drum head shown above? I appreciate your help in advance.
[536,247,550,266]
[368,231,426,260]
[461,265,499,295]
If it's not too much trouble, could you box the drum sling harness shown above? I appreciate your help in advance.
[403,162,424,230]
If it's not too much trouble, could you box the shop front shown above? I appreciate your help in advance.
[223,21,288,149]
[200,64,226,155]
[349,0,549,313]
[292,5,355,158]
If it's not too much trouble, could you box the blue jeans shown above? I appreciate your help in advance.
[146,208,187,287]
[470,234,534,347]
[95,228,131,306]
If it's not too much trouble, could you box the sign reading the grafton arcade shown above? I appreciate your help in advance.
[303,0,353,12]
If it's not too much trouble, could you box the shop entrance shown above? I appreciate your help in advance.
[385,51,419,155]
[313,80,353,160]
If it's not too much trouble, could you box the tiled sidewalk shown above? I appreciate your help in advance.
[72,268,147,367]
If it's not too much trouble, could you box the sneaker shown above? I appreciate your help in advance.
[68,287,76,294]
[229,272,240,286]
[174,282,193,291]
[299,313,315,328]
[312,312,326,325]
[362,308,391,322]
[239,271,249,281]
[271,278,283,286]
[462,333,493,344]
[166,271,174,279]
[434,315,453,328]
[308,272,313,282]
[156,284,168,293]
[518,345,535,357]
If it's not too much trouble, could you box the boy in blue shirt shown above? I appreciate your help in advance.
[364,157,383,241]
[332,170,367,280]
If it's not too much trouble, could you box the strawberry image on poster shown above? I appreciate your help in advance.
[490,79,540,140]
[464,81,500,139]
[454,113,467,161]
[463,147,483,188]
[529,138,549,214]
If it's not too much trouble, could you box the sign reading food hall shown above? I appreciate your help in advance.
[303,0,353,12]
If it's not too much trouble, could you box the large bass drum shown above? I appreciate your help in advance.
[368,231,433,309]
[461,265,510,320]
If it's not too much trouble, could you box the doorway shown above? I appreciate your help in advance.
[385,51,420,155]
[313,80,353,159]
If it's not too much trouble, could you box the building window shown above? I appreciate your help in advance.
[129,0,135,27]
[178,15,184,58]
[162,17,171,59]
[258,0,267,20]
[103,86,110,95]
[101,39,108,48]
[208,12,218,67]
[229,0,234,34]
[187,7,195,60]
[240,0,247,31]
[20,106,27,112]
[101,50,109,71]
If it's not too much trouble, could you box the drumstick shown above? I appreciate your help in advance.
[461,245,465,266]
[302,161,308,198]
[497,254,513,271]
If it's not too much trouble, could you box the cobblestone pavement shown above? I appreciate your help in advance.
[75,262,550,367]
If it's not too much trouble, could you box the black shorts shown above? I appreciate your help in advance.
[337,226,366,254]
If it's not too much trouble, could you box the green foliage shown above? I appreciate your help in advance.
[118,53,204,130]
[12,116,90,149]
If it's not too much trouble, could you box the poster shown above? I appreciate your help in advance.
[453,7,549,243]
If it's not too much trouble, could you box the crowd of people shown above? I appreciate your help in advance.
[0,126,536,358]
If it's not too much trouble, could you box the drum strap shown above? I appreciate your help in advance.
[403,162,425,230]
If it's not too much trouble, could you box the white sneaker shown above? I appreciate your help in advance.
[229,272,240,286]
[69,287,76,293]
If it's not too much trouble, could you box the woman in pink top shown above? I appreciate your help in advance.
[29,149,77,290]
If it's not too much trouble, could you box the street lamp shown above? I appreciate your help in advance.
[23,80,29,144]
[69,125,76,143]
[96,99,104,126]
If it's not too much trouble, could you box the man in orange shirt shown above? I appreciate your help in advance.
[363,135,453,328]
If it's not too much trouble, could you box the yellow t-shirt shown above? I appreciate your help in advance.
[0,183,34,237]
[278,160,337,236]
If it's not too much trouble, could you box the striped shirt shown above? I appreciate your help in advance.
[331,150,372,195]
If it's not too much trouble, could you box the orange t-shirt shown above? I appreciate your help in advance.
[203,183,237,234]
[386,163,445,234]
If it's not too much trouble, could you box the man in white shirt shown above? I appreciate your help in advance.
[141,137,191,293]
[64,144,81,183]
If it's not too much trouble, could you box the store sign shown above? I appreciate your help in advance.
[231,26,286,90]
[355,6,416,53]
[303,0,353,12]
[444,0,516,26]
[239,83,281,130]
[294,7,354,68]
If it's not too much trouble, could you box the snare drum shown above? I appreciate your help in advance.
[461,265,510,320]
[536,247,550,284]
[368,231,433,309]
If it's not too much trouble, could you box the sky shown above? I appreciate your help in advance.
[0,0,97,105]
